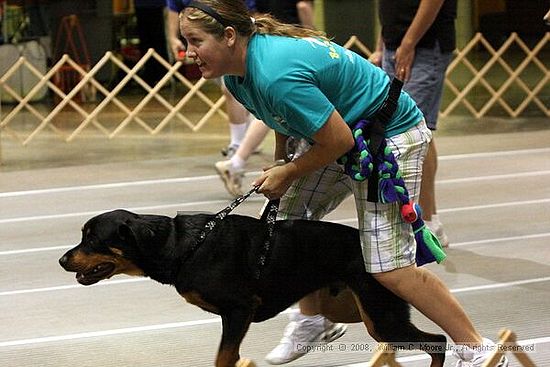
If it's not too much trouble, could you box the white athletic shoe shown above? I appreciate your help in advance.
[425,217,450,248]
[453,338,509,367]
[220,144,239,158]
[215,160,244,197]
[265,311,347,365]
[221,144,262,158]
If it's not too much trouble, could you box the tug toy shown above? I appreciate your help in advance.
[340,120,446,266]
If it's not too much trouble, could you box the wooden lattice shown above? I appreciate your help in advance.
[482,329,537,367]
[0,49,227,144]
[442,32,550,118]
[368,343,402,367]
[1,33,549,146]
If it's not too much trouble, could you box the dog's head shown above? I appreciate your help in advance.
[59,209,156,285]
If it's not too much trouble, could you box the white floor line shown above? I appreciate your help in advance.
[0,175,220,198]
[1,194,548,225]
[0,197,265,225]
[332,197,550,221]
[451,276,550,294]
[0,318,222,347]
[0,245,73,256]
[438,197,550,213]
[3,231,550,257]
[1,147,549,199]
[0,278,148,296]
[439,170,550,184]
[1,277,548,348]
[2,252,549,297]
[2,168,547,202]
[449,232,550,248]
[439,147,550,161]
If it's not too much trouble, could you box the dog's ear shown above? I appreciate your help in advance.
[118,218,155,250]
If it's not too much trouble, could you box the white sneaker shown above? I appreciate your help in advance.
[221,144,262,158]
[265,311,347,365]
[425,219,450,248]
[221,144,239,158]
[214,160,244,197]
[453,338,509,367]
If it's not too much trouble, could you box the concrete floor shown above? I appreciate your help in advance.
[0,115,549,367]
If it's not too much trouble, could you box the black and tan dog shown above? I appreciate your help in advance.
[59,209,446,367]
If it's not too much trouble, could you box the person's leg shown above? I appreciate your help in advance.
[297,294,320,315]
[222,84,252,157]
[374,265,482,343]
[215,119,270,197]
[419,139,437,220]
[280,161,352,314]
[357,121,507,367]
[233,119,270,166]
[384,45,452,246]
[412,47,453,246]
[374,266,509,366]
[406,47,449,222]
[265,160,351,365]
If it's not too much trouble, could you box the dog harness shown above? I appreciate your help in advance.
[187,187,279,280]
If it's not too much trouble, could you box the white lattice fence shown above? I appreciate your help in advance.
[442,32,550,118]
[1,32,549,148]
[343,32,550,119]
[0,48,227,145]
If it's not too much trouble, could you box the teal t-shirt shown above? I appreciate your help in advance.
[224,34,423,141]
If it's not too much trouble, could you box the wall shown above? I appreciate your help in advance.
[322,0,378,46]
[48,0,113,81]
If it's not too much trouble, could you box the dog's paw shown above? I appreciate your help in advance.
[235,358,256,367]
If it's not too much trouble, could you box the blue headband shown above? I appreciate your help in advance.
[186,1,230,27]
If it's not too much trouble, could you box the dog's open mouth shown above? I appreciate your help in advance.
[76,263,116,285]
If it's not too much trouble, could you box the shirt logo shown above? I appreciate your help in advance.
[272,114,288,129]
[304,37,340,59]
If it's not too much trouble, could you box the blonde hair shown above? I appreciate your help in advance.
[180,0,328,41]
[254,13,328,40]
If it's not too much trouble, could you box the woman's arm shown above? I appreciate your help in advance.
[254,109,354,199]
[297,1,315,29]
[168,9,186,60]
[395,0,445,81]
[274,131,289,162]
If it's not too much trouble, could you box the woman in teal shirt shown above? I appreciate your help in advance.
[179,1,505,366]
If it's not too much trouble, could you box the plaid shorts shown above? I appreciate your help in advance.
[278,120,432,273]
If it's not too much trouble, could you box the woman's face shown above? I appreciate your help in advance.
[181,20,232,79]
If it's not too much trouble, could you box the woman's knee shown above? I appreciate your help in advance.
[372,265,420,296]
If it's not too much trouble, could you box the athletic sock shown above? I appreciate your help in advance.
[229,122,249,146]
[230,155,246,171]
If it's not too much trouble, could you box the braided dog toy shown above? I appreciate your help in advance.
[340,120,446,266]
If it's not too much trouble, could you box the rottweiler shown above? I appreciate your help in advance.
[59,209,446,367]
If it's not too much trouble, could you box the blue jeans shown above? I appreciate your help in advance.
[382,43,452,130]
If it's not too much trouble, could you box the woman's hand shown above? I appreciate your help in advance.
[170,37,186,61]
[254,110,354,200]
[369,50,383,67]
[254,161,297,200]
[394,44,415,82]
[395,0,446,82]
